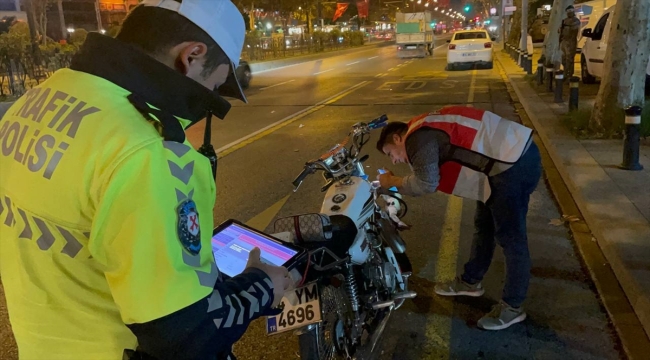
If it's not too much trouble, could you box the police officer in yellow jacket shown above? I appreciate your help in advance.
[0,1,291,359]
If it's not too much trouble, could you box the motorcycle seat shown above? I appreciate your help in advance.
[273,213,357,259]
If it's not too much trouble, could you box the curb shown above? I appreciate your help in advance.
[495,55,650,360]
[248,41,395,73]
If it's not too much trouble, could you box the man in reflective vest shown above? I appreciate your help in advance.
[0,1,290,359]
[376,106,541,331]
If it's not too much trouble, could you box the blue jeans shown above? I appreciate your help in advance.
[461,142,541,308]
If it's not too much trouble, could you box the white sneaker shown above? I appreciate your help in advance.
[477,301,527,330]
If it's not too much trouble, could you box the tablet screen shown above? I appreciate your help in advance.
[211,223,298,278]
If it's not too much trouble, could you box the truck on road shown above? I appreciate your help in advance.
[396,11,434,58]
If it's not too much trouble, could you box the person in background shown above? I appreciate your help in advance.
[0,1,290,359]
[559,5,581,79]
[375,106,541,331]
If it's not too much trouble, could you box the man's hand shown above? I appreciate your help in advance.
[245,247,292,308]
[376,168,401,189]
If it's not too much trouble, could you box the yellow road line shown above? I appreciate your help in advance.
[245,194,291,231]
[424,196,463,357]
[423,69,476,357]
[217,81,370,158]
[434,197,465,281]
[467,69,477,104]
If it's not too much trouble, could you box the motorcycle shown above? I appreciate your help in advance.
[265,115,417,359]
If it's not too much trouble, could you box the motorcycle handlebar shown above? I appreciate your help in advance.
[292,167,311,189]
[368,114,388,130]
[292,115,388,190]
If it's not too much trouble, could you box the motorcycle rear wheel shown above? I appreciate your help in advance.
[298,285,393,360]
[298,285,349,360]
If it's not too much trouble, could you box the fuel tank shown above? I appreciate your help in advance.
[320,178,373,264]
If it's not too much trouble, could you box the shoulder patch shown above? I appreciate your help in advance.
[177,199,201,255]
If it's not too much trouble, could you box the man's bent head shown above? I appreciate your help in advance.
[376,122,409,164]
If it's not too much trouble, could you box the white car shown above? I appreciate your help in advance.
[581,4,650,94]
[447,29,495,70]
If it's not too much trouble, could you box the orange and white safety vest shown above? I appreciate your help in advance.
[406,106,533,202]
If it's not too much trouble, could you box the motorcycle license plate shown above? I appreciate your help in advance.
[266,282,321,335]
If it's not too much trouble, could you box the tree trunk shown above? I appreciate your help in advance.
[542,0,574,67]
[590,0,650,132]
[508,0,523,45]
[40,11,48,45]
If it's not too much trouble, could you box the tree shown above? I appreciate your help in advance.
[31,0,57,45]
[0,22,31,59]
[589,0,650,132]
[507,0,522,45]
[70,28,88,46]
[473,0,499,19]
[542,0,574,67]
[0,22,35,94]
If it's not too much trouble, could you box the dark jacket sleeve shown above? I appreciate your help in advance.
[400,129,442,196]
[126,267,276,360]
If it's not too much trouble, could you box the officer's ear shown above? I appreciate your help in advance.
[173,41,209,77]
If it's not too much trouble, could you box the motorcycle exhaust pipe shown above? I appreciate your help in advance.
[392,291,417,300]
[371,300,395,310]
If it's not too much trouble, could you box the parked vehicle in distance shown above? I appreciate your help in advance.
[236,59,252,89]
[395,11,434,58]
[446,29,495,70]
[580,4,650,94]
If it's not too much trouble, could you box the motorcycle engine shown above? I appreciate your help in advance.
[363,253,397,293]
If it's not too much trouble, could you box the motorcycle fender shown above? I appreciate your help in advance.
[378,217,407,254]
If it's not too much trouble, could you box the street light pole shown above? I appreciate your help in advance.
[521,0,528,63]
[498,0,503,42]
[94,0,103,32]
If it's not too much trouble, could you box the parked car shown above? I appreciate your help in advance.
[446,29,495,70]
[580,4,650,94]
[236,59,252,89]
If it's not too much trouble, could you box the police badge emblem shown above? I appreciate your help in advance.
[177,200,201,255]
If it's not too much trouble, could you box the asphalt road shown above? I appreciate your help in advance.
[0,37,623,359]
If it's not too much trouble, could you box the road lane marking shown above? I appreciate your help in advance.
[433,43,448,51]
[346,61,361,65]
[368,56,379,59]
[424,196,463,356]
[424,68,477,356]
[216,81,371,158]
[260,79,295,90]
[388,67,397,71]
[314,69,334,75]
[246,194,291,231]
[468,69,477,104]
[375,73,387,78]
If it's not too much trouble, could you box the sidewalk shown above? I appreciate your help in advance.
[495,46,650,358]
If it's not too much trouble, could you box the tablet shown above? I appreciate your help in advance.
[211,219,306,278]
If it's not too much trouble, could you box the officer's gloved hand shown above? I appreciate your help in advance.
[244,248,293,310]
